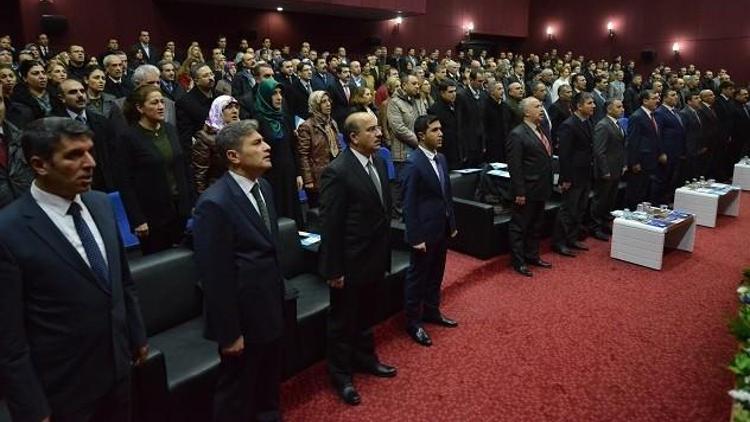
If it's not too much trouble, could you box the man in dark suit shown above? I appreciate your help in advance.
[553,92,595,256]
[591,76,609,123]
[590,99,626,240]
[319,112,397,405]
[713,81,736,181]
[289,61,313,119]
[401,115,458,347]
[679,91,708,181]
[310,57,330,92]
[507,97,554,277]
[37,33,53,64]
[193,120,285,422]
[428,79,462,169]
[623,74,643,116]
[481,80,513,163]
[0,117,147,422]
[131,30,158,65]
[654,89,687,203]
[103,54,133,99]
[732,87,750,162]
[548,84,573,152]
[176,64,215,153]
[327,63,356,130]
[455,70,485,166]
[625,89,665,209]
[54,78,117,192]
[158,60,186,102]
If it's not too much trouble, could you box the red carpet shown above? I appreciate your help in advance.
[281,192,750,421]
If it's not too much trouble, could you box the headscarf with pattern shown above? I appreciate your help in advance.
[205,95,239,131]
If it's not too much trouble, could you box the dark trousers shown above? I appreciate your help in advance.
[508,199,545,268]
[139,216,186,255]
[404,236,447,328]
[53,377,131,422]
[327,280,379,386]
[624,170,657,210]
[590,177,620,232]
[654,161,679,205]
[212,338,282,422]
[391,162,406,217]
[553,181,590,247]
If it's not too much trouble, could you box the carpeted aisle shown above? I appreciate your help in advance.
[281,192,750,421]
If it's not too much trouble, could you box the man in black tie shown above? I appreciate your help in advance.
[679,91,708,181]
[553,92,596,256]
[591,99,626,240]
[103,54,132,99]
[507,97,554,277]
[0,117,147,422]
[654,89,687,203]
[401,115,458,347]
[290,61,314,119]
[53,78,118,192]
[319,112,397,405]
[193,120,286,422]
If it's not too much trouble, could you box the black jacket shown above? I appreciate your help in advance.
[0,121,33,208]
[506,123,554,201]
[557,115,594,185]
[480,96,513,163]
[428,99,461,169]
[176,88,214,153]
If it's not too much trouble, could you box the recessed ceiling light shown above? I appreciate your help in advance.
[276,6,283,12]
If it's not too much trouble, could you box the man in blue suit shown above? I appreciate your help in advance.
[192,119,286,422]
[0,117,148,422]
[625,89,666,209]
[401,115,458,347]
[654,89,687,203]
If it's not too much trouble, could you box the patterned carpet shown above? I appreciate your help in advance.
[281,192,750,421]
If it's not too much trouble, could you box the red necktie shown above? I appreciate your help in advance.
[536,126,552,156]
[649,113,658,134]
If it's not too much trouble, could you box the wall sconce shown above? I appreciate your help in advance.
[672,42,681,55]
[394,16,403,25]
[463,22,474,35]
[546,26,555,41]
[607,21,615,38]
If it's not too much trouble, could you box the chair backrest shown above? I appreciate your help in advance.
[377,147,397,180]
[276,217,309,279]
[450,172,479,200]
[107,191,140,248]
[129,247,202,336]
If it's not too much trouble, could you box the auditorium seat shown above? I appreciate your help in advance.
[130,247,218,422]
[0,399,9,422]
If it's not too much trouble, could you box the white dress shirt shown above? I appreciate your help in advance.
[350,148,381,187]
[418,145,441,180]
[30,181,108,267]
[228,170,266,216]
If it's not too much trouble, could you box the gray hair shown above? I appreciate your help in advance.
[216,119,260,162]
[102,54,120,68]
[131,64,160,87]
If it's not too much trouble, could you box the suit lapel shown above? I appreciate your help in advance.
[608,118,624,140]
[223,174,274,243]
[414,148,443,195]
[346,149,384,208]
[522,124,549,156]
[20,193,110,294]
[82,193,117,293]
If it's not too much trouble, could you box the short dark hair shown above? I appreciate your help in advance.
[123,85,162,124]
[437,79,456,92]
[414,114,439,138]
[719,80,735,91]
[296,62,311,72]
[336,63,349,75]
[639,89,656,103]
[21,117,93,164]
[573,92,594,107]
[216,119,260,164]
[84,64,104,79]
[18,60,44,78]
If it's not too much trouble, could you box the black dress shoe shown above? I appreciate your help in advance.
[513,265,533,277]
[592,230,610,241]
[553,246,577,257]
[337,383,361,405]
[569,241,589,251]
[407,326,432,346]
[423,315,458,328]
[528,258,552,268]
[365,362,398,377]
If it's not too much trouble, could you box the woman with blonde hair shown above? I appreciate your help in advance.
[296,90,340,207]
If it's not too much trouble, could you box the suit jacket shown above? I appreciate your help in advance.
[0,191,146,421]
[679,106,705,157]
[193,174,285,346]
[115,123,192,229]
[53,110,117,192]
[593,116,626,179]
[310,71,330,92]
[104,77,133,99]
[592,89,607,123]
[289,77,312,119]
[455,87,485,157]
[86,92,119,120]
[697,104,720,152]
[623,85,642,116]
[731,101,750,147]
[428,99,461,168]
[401,148,456,245]
[318,148,391,284]
[480,96,513,163]
[548,100,572,149]
[132,43,159,65]
[714,94,734,142]
[160,80,187,102]
[506,123,554,201]
[626,108,662,172]
[0,121,33,208]
[654,105,687,161]
[327,78,356,130]
[176,88,214,152]
[557,115,594,184]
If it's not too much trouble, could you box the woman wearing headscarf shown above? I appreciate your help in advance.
[192,95,240,194]
[296,90,340,207]
[254,78,303,225]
